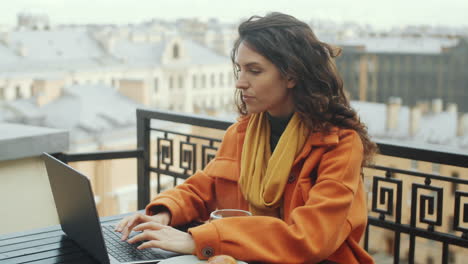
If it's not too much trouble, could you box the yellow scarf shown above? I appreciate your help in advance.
[239,112,309,217]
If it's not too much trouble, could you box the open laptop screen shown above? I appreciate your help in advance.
[43,153,110,264]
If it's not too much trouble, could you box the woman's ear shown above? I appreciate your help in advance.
[286,76,296,89]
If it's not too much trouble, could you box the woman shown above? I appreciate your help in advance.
[116,12,377,264]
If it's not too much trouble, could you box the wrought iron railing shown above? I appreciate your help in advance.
[58,108,468,264]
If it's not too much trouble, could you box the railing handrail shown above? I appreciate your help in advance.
[376,139,468,168]
[137,108,468,168]
[137,108,233,130]
[55,149,144,163]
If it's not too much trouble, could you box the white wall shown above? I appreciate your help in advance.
[0,157,58,235]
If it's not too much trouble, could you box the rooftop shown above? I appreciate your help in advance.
[0,122,68,161]
[0,27,229,77]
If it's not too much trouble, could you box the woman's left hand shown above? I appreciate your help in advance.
[126,222,196,255]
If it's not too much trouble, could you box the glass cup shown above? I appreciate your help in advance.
[209,209,252,222]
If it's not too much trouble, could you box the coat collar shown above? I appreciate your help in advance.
[293,131,338,164]
[236,114,339,164]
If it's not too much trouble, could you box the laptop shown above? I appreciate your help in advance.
[42,153,181,264]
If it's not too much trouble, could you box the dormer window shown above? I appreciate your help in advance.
[173,44,179,59]
[15,86,22,99]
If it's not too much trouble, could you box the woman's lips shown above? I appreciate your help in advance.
[242,95,255,102]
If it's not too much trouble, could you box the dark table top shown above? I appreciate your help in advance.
[0,213,133,264]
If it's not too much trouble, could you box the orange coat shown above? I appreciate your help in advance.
[146,116,374,264]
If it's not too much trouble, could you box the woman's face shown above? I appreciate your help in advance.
[235,41,296,117]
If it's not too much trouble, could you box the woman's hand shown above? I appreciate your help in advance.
[115,211,171,241]
[127,222,196,255]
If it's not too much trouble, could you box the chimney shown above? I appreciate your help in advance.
[33,79,64,107]
[409,106,421,137]
[386,96,401,132]
[457,113,468,137]
[117,78,149,105]
[416,100,430,115]
[447,103,458,114]
[432,98,443,114]
[103,37,115,53]
[0,32,9,45]
[17,43,28,57]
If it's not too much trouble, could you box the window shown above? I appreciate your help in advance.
[154,78,159,93]
[15,86,21,99]
[219,72,224,86]
[201,74,206,88]
[210,74,215,88]
[173,44,179,59]
[411,160,418,170]
[169,76,174,89]
[178,76,184,89]
[0,87,4,100]
[228,72,234,86]
[192,75,197,89]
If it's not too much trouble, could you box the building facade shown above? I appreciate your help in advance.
[335,37,468,113]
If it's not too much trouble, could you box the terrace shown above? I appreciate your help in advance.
[1,108,468,263]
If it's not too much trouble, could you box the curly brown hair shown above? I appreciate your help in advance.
[231,12,377,166]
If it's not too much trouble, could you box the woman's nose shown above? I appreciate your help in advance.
[235,76,249,90]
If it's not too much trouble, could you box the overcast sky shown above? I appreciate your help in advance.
[1,0,467,29]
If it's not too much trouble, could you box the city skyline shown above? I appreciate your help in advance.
[0,0,467,30]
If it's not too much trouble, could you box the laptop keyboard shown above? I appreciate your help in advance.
[102,225,165,262]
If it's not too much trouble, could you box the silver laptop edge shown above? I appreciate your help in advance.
[42,153,175,264]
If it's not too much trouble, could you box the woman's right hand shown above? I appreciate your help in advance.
[115,211,171,241]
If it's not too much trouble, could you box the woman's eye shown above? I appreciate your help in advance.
[249,69,261,74]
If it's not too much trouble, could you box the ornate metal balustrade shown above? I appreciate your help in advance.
[58,108,468,264]
[365,164,468,263]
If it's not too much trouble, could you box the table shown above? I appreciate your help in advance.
[0,213,131,264]
[0,213,247,264]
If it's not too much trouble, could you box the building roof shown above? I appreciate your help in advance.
[339,36,459,54]
[0,122,68,161]
[1,84,142,145]
[43,84,140,133]
[0,26,229,78]
[109,36,228,68]
[0,28,122,75]
[351,100,467,151]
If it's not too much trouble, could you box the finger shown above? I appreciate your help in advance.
[138,240,163,250]
[140,214,157,223]
[120,214,144,240]
[120,224,135,241]
[115,216,131,232]
[127,231,156,244]
[116,214,140,232]
[121,223,138,241]
[133,222,164,231]
[125,214,142,229]
[120,229,129,241]
[119,213,156,239]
